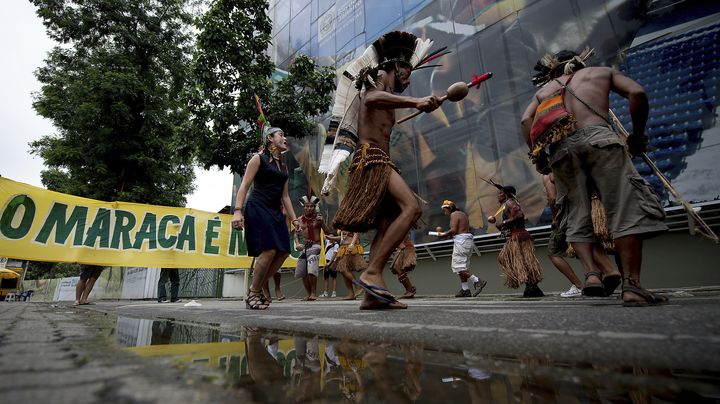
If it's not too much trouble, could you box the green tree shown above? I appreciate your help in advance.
[30,0,196,206]
[187,0,334,173]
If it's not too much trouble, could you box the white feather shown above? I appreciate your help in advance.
[409,38,434,68]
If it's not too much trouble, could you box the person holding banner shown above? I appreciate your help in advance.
[74,264,104,306]
[232,127,299,310]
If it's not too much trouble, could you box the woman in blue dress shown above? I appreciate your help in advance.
[232,127,299,309]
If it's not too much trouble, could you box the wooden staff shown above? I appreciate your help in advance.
[609,109,718,243]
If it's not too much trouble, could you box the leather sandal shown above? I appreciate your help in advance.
[582,271,605,297]
[622,278,669,307]
[246,290,270,310]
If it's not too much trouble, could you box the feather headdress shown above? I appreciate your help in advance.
[532,47,594,87]
[319,31,442,195]
[300,195,320,205]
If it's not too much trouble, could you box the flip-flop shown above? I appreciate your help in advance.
[602,274,622,297]
[277,295,286,301]
[359,296,408,310]
[622,286,669,307]
[352,279,393,305]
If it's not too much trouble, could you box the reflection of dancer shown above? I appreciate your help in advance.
[390,233,418,299]
[232,127,299,310]
[521,49,668,305]
[444,351,493,404]
[489,186,544,297]
[294,195,334,301]
[329,31,440,310]
[291,337,322,403]
[335,231,366,300]
[363,348,421,404]
[436,200,487,297]
[246,330,285,402]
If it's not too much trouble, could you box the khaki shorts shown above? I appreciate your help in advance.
[295,244,321,278]
[549,125,668,243]
[547,221,569,257]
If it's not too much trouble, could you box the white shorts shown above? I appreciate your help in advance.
[295,244,321,277]
[451,234,473,273]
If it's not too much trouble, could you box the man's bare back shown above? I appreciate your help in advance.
[522,66,649,152]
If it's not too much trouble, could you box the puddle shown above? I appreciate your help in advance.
[115,316,720,403]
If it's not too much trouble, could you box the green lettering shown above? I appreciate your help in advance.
[0,195,36,240]
[158,215,179,249]
[227,227,247,256]
[111,210,136,250]
[175,215,196,251]
[34,203,88,246]
[83,208,111,248]
[132,213,157,250]
[203,218,221,255]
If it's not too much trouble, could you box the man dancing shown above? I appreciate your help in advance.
[390,233,418,299]
[294,195,334,301]
[488,186,544,297]
[435,200,487,297]
[328,31,441,309]
[521,48,668,306]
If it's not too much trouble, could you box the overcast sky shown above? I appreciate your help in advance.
[0,1,233,213]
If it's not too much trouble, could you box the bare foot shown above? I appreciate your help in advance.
[342,294,355,300]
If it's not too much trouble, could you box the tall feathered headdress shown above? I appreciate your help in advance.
[531,47,594,87]
[300,195,320,205]
[319,31,446,195]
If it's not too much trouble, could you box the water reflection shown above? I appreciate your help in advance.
[116,316,720,403]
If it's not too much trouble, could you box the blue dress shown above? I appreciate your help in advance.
[244,152,290,257]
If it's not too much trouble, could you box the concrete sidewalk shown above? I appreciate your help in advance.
[2,287,720,403]
[0,303,249,404]
[96,286,720,370]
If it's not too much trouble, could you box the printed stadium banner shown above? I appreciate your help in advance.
[0,177,322,269]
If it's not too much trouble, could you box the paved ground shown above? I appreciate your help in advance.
[0,304,249,404]
[2,287,720,403]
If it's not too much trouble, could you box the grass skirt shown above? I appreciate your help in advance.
[333,145,399,232]
[390,247,416,274]
[335,253,368,273]
[498,230,543,289]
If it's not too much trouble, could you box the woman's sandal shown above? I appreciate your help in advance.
[622,278,669,307]
[582,271,606,297]
[246,290,270,310]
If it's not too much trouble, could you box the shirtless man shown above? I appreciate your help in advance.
[332,31,440,309]
[295,196,334,301]
[521,49,668,306]
[436,200,487,297]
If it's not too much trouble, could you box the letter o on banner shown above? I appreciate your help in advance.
[0,195,36,240]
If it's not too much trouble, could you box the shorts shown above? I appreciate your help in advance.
[295,244,321,278]
[549,125,668,243]
[451,234,473,273]
[547,221,568,257]
[79,265,104,280]
[323,267,338,279]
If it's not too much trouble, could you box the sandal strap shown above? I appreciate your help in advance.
[584,271,603,279]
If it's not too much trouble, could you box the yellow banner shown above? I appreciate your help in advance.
[0,177,320,268]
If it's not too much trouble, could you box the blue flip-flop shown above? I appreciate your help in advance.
[352,279,394,305]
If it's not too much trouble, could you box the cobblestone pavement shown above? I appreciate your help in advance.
[0,304,250,404]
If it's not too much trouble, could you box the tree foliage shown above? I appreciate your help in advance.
[30,0,196,206]
[187,0,335,174]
